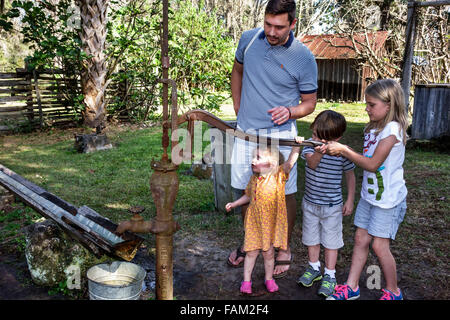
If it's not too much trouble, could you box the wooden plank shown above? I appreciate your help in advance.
[0,80,31,86]
[0,88,29,94]
[0,164,143,260]
[411,0,450,7]
[412,86,450,139]
[0,113,26,119]
[0,106,27,112]
[0,95,29,102]
[0,169,112,257]
[0,73,26,79]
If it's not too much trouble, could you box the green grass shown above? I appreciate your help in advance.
[1,102,449,299]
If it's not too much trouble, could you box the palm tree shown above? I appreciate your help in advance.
[77,0,110,133]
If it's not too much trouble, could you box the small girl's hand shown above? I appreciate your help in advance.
[294,136,304,144]
[326,141,346,156]
[225,202,234,212]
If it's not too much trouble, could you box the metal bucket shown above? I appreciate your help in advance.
[87,261,146,300]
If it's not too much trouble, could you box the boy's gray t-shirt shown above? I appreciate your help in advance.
[235,28,318,132]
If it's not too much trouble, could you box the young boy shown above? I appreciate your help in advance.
[297,110,356,297]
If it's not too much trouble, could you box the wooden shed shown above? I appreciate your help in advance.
[299,32,389,102]
[411,83,450,140]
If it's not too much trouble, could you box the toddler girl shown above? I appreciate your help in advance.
[226,138,302,294]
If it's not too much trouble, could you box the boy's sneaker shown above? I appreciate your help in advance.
[318,274,337,297]
[326,284,360,300]
[379,289,403,300]
[297,265,322,287]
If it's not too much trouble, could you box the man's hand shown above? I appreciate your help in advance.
[268,106,290,125]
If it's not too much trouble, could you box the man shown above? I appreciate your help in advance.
[228,0,318,278]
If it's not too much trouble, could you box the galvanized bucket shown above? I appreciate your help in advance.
[87,261,146,300]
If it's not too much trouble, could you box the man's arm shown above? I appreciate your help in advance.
[269,91,317,125]
[231,59,244,116]
[290,92,317,119]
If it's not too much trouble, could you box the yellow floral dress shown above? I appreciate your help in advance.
[243,166,289,252]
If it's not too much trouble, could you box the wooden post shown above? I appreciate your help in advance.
[400,0,417,114]
[33,69,43,129]
[24,65,34,123]
[400,0,450,113]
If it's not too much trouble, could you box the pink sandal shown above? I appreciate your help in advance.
[240,281,252,294]
[265,279,279,293]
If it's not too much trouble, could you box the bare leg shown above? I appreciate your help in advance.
[274,193,296,275]
[261,246,275,281]
[347,228,372,290]
[243,250,259,282]
[308,244,320,264]
[372,237,400,294]
[324,248,338,271]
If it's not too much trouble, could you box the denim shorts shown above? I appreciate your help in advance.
[354,197,407,240]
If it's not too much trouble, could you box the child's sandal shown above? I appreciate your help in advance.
[240,281,252,294]
[264,279,279,293]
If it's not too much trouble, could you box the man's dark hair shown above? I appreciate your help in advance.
[265,0,297,24]
[310,110,347,141]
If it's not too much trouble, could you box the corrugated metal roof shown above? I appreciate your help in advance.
[299,31,389,59]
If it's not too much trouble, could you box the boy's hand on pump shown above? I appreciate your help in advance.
[310,132,327,154]
[315,144,327,154]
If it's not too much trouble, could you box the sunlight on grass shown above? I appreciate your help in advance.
[1,102,447,299]
[1,103,448,260]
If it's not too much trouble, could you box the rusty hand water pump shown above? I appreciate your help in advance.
[115,0,180,300]
[114,0,324,301]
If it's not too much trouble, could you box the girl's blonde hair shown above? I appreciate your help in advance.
[254,145,285,166]
[364,79,408,145]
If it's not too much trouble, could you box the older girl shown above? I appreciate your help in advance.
[324,79,408,300]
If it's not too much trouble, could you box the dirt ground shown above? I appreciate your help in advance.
[0,224,426,301]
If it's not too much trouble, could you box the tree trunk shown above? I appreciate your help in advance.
[77,0,110,133]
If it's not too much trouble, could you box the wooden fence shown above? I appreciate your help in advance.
[0,68,84,132]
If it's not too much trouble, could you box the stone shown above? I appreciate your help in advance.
[190,153,213,180]
[74,133,113,153]
[191,163,213,180]
[24,219,112,288]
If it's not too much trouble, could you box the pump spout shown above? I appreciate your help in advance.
[115,206,180,235]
